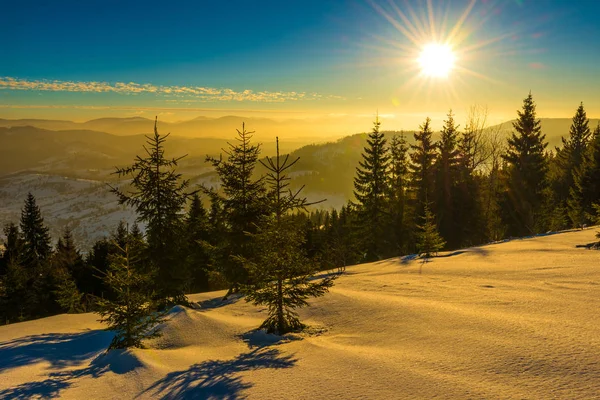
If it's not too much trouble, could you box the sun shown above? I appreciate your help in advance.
[418,43,456,78]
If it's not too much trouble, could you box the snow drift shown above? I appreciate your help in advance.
[1,228,599,399]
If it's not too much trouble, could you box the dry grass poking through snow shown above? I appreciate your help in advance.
[1,228,599,399]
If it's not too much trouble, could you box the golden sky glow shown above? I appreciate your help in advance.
[1,1,600,131]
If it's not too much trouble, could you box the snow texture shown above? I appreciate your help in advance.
[1,228,599,399]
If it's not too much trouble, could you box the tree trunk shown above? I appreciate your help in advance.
[277,276,284,334]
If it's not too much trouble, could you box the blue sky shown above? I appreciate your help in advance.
[1,0,599,127]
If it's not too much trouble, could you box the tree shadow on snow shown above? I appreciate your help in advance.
[0,329,114,373]
[575,241,599,250]
[396,246,490,265]
[239,329,302,349]
[196,293,244,311]
[435,246,490,258]
[0,375,72,400]
[311,270,343,280]
[140,347,297,400]
[0,348,142,399]
[399,254,420,264]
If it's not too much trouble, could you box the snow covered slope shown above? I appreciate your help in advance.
[1,229,599,399]
[0,173,139,250]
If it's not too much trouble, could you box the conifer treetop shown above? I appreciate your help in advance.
[20,192,52,265]
[353,115,390,207]
[558,102,591,168]
[505,92,548,165]
[109,117,190,243]
[260,137,317,220]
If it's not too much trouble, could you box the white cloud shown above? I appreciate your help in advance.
[0,77,345,103]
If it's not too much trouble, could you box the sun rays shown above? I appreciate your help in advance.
[360,0,521,107]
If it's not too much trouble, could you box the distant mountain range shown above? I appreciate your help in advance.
[0,125,312,178]
[1,115,598,248]
[2,115,599,192]
[1,115,597,142]
[0,115,363,141]
[2,116,597,178]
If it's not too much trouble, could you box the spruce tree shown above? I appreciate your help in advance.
[96,239,164,349]
[0,222,25,275]
[0,223,28,323]
[416,203,446,259]
[52,229,87,313]
[353,116,390,260]
[129,222,144,242]
[244,138,335,335]
[322,204,362,272]
[387,133,410,254]
[569,124,600,226]
[54,273,85,314]
[85,238,112,299]
[113,221,130,249]
[20,193,52,268]
[85,223,139,301]
[557,103,592,226]
[501,92,549,236]
[184,194,212,293]
[410,117,438,226]
[19,193,55,317]
[434,110,461,247]
[110,117,190,305]
[206,123,267,296]
[0,258,29,323]
[53,229,85,281]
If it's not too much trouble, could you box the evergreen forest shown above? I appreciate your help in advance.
[1,93,599,342]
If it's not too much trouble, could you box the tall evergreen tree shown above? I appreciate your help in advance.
[244,138,335,334]
[434,110,461,247]
[501,92,549,235]
[0,257,29,323]
[20,193,52,268]
[129,222,144,242]
[0,223,25,275]
[19,193,55,317]
[322,204,362,271]
[353,116,390,260]
[184,194,212,293]
[409,117,438,225]
[206,123,267,296]
[555,103,592,226]
[110,117,191,305]
[53,229,85,280]
[387,133,410,254]
[568,124,600,226]
[52,229,87,313]
[0,223,28,323]
[84,222,138,302]
[559,103,591,180]
[85,238,112,299]
[113,221,130,249]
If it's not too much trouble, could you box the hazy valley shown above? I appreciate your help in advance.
[1,116,598,250]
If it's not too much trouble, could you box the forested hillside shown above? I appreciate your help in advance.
[2,93,599,327]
